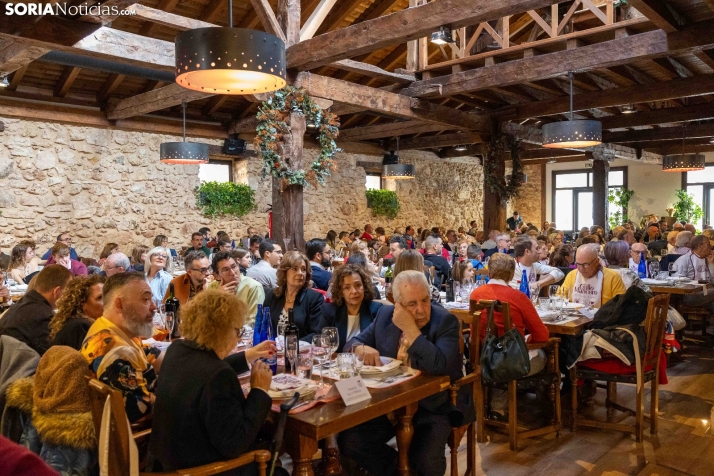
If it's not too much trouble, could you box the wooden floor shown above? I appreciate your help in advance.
[445,332,714,476]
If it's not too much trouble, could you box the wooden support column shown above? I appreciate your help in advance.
[590,152,609,229]
[483,126,508,231]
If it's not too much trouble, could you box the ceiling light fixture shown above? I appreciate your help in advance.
[175,0,286,94]
[160,101,210,164]
[0,75,9,88]
[454,144,467,151]
[542,72,602,148]
[621,104,636,114]
[430,26,455,45]
[662,126,704,172]
[383,137,415,179]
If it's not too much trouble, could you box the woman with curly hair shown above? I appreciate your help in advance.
[8,240,39,284]
[50,274,106,350]
[148,290,281,475]
[319,265,383,353]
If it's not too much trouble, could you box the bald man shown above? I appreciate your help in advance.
[561,245,626,307]
[629,243,649,277]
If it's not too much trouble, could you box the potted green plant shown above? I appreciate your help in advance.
[365,189,400,219]
[672,189,703,225]
[607,188,635,230]
[194,181,257,218]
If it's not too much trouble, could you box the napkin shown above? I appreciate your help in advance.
[360,357,402,373]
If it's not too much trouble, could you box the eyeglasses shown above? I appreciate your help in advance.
[575,258,598,269]
[190,267,211,274]
[153,255,168,260]
[219,264,239,274]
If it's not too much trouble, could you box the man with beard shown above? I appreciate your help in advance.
[81,272,161,422]
[307,239,333,291]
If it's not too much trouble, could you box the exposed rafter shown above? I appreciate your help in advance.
[106,84,212,120]
[626,0,687,33]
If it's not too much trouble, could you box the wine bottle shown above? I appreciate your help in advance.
[445,276,455,302]
[165,283,181,339]
[519,269,530,298]
[262,308,277,374]
[252,304,263,347]
[384,264,393,284]
[638,252,647,279]
[284,309,299,374]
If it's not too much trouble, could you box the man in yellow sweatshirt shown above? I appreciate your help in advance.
[562,245,626,307]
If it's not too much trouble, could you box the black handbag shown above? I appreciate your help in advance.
[479,300,531,384]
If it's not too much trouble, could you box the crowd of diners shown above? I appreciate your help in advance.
[0,212,712,476]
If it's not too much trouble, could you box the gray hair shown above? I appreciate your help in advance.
[392,270,429,303]
[496,233,510,242]
[145,246,173,273]
[675,231,693,248]
[424,234,441,250]
[107,252,131,271]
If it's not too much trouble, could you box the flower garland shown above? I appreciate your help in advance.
[255,86,341,189]
[482,134,523,204]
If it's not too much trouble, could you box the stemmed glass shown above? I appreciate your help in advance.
[312,335,329,393]
[352,343,365,374]
[649,261,660,278]
[322,327,339,377]
[276,322,286,353]
[283,237,292,252]
[529,283,540,306]
[548,285,560,310]
[285,334,298,375]
[164,311,175,343]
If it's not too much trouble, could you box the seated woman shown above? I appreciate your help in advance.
[536,240,550,265]
[451,260,475,296]
[148,291,278,475]
[549,243,574,268]
[231,248,252,276]
[97,242,118,268]
[8,241,39,284]
[346,252,383,296]
[452,239,469,265]
[49,274,106,350]
[319,265,383,353]
[548,232,563,253]
[603,241,649,291]
[144,246,173,304]
[469,253,550,419]
[263,251,324,342]
[131,245,149,273]
[153,234,178,258]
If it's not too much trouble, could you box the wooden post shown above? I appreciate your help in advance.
[483,148,507,232]
[405,0,421,71]
[590,152,610,229]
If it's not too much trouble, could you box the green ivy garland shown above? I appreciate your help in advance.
[195,181,257,218]
[482,134,523,205]
[255,86,341,189]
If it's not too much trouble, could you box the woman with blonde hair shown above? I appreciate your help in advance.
[548,232,563,252]
[144,246,173,304]
[8,240,39,283]
[50,274,106,350]
[148,290,280,474]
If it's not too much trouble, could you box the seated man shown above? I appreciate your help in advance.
[561,245,626,307]
[628,243,649,275]
[103,252,133,277]
[0,265,72,355]
[81,272,161,423]
[52,243,88,276]
[673,234,714,281]
[246,239,283,289]
[208,251,265,323]
[339,271,474,476]
[422,234,451,289]
[164,250,210,306]
[508,238,564,289]
[484,233,514,259]
[188,232,212,257]
[306,238,333,291]
[41,232,78,264]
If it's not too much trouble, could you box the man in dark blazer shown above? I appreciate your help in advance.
[338,271,474,476]
[306,238,333,291]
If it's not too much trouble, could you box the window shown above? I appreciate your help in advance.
[684,165,714,229]
[552,167,627,233]
[199,159,233,183]
[365,173,382,190]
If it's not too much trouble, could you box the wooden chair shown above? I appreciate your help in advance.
[86,378,271,476]
[447,310,482,476]
[570,294,670,442]
[678,305,711,337]
[470,299,562,450]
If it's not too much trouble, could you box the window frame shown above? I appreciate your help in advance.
[198,159,234,183]
[683,164,714,228]
[365,172,383,190]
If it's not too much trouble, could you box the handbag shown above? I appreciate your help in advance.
[479,300,531,384]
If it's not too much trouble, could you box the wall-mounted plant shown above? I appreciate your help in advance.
[366,189,400,219]
[195,181,257,218]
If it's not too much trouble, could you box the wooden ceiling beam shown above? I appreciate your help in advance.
[250,0,287,42]
[53,66,81,98]
[496,74,714,121]
[300,0,338,41]
[287,0,562,70]
[520,148,585,159]
[6,64,28,91]
[401,21,714,98]
[202,95,229,116]
[397,131,486,150]
[338,121,453,142]
[198,0,226,23]
[314,0,363,36]
[600,102,714,129]
[329,59,416,84]
[647,143,714,154]
[131,4,214,30]
[293,72,491,132]
[137,0,180,36]
[97,72,125,102]
[626,0,686,33]
[0,39,50,75]
[359,0,402,23]
[106,83,212,120]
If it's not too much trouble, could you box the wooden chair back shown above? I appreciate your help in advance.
[642,294,670,368]
[86,378,132,476]
[473,268,489,278]
[469,299,512,363]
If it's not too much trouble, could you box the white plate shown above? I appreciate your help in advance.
[641,278,669,285]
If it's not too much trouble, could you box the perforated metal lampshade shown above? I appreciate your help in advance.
[383,163,416,179]
[542,119,602,148]
[662,154,705,172]
[160,142,210,164]
[175,28,287,94]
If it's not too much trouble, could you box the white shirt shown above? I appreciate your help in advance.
[509,261,565,289]
[673,250,714,280]
[346,314,361,342]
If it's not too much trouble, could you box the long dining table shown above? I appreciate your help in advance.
[449,308,590,337]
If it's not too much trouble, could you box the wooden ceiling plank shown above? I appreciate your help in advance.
[626,0,686,33]
[287,0,563,70]
[0,40,50,75]
[600,102,714,129]
[398,131,485,150]
[132,4,215,30]
[199,0,226,23]
[329,59,416,83]
[53,66,81,98]
[300,0,338,41]
[339,121,453,141]
[250,0,287,42]
[138,0,181,36]
[314,0,364,36]
[6,64,28,91]
[360,0,402,23]
[401,21,714,98]
[603,123,714,143]
[97,73,125,101]
[106,83,212,120]
[202,95,229,116]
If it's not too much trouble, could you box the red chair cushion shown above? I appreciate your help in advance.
[579,350,668,385]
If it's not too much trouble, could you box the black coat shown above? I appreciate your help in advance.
[319,300,383,353]
[148,340,272,475]
[0,290,54,356]
[423,253,451,288]
[263,287,325,342]
[51,317,92,351]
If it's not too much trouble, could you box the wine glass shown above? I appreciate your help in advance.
[164,312,175,343]
[276,322,286,353]
[283,237,292,252]
[649,261,660,279]
[548,285,560,310]
[312,335,329,393]
[352,343,365,374]
[668,263,677,276]
[529,283,540,306]
[285,334,298,375]
[322,327,339,376]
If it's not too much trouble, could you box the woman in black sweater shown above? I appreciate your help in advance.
[49,274,106,350]
[148,290,277,475]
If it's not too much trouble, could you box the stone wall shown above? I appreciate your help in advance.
[510,164,543,229]
[0,116,491,257]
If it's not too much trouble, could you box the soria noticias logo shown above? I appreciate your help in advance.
[4,2,136,16]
